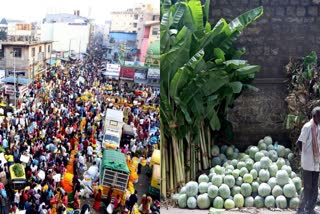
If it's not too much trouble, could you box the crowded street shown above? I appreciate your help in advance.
[0,39,160,214]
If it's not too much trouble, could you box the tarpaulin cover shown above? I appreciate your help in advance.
[101,150,130,174]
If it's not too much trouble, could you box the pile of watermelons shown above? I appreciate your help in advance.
[172,136,302,211]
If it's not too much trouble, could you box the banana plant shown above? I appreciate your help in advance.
[160,0,263,198]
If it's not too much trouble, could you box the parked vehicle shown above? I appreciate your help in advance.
[102,109,124,150]
[99,150,130,206]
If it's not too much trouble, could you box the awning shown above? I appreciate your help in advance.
[46,59,56,65]
[60,58,70,62]
[2,76,32,85]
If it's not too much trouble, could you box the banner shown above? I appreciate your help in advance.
[120,67,135,79]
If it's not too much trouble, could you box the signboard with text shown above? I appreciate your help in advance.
[106,64,121,72]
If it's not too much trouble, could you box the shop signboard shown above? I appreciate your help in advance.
[147,68,160,80]
[120,67,135,80]
[106,64,121,72]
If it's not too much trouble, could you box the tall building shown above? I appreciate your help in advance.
[109,3,160,61]
[41,12,91,57]
[135,4,158,51]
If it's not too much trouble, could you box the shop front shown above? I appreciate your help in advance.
[147,68,160,87]
[119,67,135,86]
[2,76,32,107]
[134,69,148,85]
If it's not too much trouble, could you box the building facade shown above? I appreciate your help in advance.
[110,10,139,33]
[140,21,159,62]
[0,41,53,79]
[41,13,90,56]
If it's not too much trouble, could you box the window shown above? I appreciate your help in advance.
[133,23,137,28]
[13,48,22,57]
[39,46,42,53]
[32,48,35,57]
[134,14,138,20]
[48,45,50,53]
[152,27,159,35]
[0,49,4,58]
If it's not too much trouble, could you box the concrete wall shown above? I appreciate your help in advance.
[210,0,320,147]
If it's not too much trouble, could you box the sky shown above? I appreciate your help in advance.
[0,0,159,24]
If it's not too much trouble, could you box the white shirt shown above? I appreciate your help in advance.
[298,121,320,171]
[14,192,21,204]
[31,164,38,172]
[131,145,137,153]
[79,155,85,165]
[87,146,93,155]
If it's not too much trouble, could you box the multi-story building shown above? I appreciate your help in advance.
[0,40,53,79]
[135,4,159,51]
[110,3,159,61]
[110,9,138,33]
[140,20,159,62]
[41,11,90,57]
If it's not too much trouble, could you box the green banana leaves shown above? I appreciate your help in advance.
[160,0,263,198]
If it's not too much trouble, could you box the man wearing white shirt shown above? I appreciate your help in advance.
[131,143,137,157]
[87,144,93,163]
[297,107,320,214]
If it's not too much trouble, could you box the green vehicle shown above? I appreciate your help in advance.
[99,150,130,206]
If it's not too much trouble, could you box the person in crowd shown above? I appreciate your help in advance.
[113,194,121,214]
[93,189,102,211]
[127,190,138,214]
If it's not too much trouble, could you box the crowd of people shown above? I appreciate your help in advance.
[0,46,160,214]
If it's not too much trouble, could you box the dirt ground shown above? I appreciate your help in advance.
[160,207,298,214]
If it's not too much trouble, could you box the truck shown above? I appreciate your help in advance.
[99,149,130,205]
[102,109,124,150]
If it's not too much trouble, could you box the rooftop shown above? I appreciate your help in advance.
[43,13,89,24]
[0,40,53,46]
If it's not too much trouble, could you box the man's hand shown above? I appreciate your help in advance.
[297,141,302,152]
